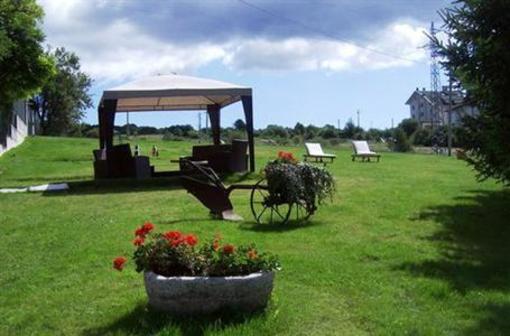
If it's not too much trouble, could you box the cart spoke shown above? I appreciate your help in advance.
[274,206,285,220]
[257,188,266,199]
[256,206,268,222]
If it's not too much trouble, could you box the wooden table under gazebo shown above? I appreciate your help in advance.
[93,74,255,179]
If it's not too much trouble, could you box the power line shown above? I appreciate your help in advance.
[237,0,424,64]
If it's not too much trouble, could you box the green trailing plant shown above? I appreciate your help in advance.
[264,151,335,216]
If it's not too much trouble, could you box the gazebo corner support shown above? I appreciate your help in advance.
[207,104,221,146]
[242,95,255,172]
[98,99,117,149]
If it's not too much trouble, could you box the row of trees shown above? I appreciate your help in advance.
[77,120,384,141]
[0,0,92,139]
[77,118,459,152]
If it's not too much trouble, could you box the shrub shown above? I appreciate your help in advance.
[329,138,341,146]
[226,129,246,143]
[412,128,433,146]
[391,128,412,152]
[162,132,183,141]
[275,137,290,146]
[319,125,338,139]
[398,118,419,137]
[85,127,99,138]
[114,222,280,277]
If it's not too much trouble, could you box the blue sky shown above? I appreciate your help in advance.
[38,0,449,130]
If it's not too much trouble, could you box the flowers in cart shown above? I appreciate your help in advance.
[263,151,335,217]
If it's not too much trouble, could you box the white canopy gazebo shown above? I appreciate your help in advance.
[97,74,255,172]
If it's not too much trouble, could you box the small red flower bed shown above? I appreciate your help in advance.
[113,222,280,277]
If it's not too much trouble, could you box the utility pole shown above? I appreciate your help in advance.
[198,113,202,143]
[447,75,453,156]
[337,119,341,130]
[391,118,394,129]
[356,109,360,128]
[126,112,130,138]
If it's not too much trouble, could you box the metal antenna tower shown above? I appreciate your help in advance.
[430,22,441,128]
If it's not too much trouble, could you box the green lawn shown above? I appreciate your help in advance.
[0,136,509,335]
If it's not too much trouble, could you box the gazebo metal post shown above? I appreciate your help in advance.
[241,95,255,172]
[207,104,221,145]
[98,99,117,149]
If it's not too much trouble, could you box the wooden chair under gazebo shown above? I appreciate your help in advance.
[93,74,255,179]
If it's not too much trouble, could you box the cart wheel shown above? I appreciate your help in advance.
[250,178,291,225]
[290,200,313,223]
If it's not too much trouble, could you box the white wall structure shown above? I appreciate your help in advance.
[0,100,38,156]
[405,87,479,128]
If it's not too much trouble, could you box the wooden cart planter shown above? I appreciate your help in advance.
[180,158,330,225]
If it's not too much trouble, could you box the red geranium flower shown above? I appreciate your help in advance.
[133,236,144,246]
[277,151,296,162]
[170,237,184,247]
[142,222,154,233]
[113,256,127,271]
[184,234,198,246]
[135,227,146,237]
[164,231,182,241]
[223,244,235,255]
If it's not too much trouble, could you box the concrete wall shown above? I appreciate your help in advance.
[0,100,37,156]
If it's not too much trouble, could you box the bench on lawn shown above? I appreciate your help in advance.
[303,143,336,165]
[351,141,381,162]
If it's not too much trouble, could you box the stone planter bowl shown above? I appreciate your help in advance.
[144,271,275,315]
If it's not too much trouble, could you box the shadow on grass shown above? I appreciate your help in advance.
[82,303,267,336]
[239,219,322,233]
[158,217,213,225]
[8,174,91,183]
[38,172,261,197]
[397,189,510,334]
[398,189,510,292]
[41,177,184,196]
[464,302,510,335]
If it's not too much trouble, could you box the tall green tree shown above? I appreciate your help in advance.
[233,119,246,131]
[0,0,54,137]
[293,122,305,136]
[398,118,419,138]
[432,0,510,184]
[33,47,93,135]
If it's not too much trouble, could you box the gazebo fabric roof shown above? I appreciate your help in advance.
[101,74,252,112]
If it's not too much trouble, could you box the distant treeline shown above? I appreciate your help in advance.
[74,119,384,142]
[73,118,467,151]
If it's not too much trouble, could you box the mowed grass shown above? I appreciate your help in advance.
[0,136,509,336]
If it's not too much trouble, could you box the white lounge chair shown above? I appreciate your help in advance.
[304,143,336,165]
[351,141,381,162]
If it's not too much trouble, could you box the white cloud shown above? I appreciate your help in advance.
[224,23,428,72]
[38,0,429,83]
